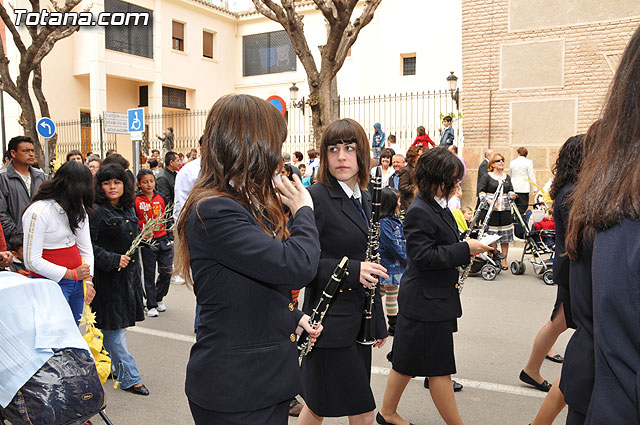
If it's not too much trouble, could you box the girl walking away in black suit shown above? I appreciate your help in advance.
[174,94,322,425]
[565,24,640,424]
[298,118,389,425]
[377,148,492,425]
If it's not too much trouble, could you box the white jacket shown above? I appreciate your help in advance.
[509,156,536,193]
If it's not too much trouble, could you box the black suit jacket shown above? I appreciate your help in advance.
[587,220,640,423]
[397,193,470,322]
[559,241,594,417]
[304,178,387,348]
[184,196,320,412]
[476,158,489,196]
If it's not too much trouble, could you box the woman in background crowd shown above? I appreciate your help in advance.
[22,161,95,324]
[90,164,148,396]
[477,153,516,269]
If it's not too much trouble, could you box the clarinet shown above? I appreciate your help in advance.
[298,256,350,361]
[457,180,505,293]
[356,166,382,345]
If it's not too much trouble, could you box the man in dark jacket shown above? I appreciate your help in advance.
[0,136,47,239]
[156,151,179,207]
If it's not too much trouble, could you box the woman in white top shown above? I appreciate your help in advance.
[22,161,96,324]
[371,149,396,188]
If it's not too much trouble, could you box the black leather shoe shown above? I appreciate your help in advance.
[519,370,551,392]
[545,354,564,363]
[424,378,463,392]
[122,384,149,396]
[376,411,414,425]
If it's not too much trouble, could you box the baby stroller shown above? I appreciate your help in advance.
[510,202,555,285]
[0,272,114,425]
[463,181,505,281]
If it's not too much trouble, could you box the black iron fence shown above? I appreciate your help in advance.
[53,90,461,162]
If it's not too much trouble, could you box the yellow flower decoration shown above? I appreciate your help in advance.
[80,278,112,386]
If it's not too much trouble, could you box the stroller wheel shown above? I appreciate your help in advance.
[519,262,526,275]
[481,264,498,281]
[543,270,554,285]
[510,261,520,275]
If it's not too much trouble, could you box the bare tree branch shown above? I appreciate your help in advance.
[32,26,80,64]
[0,3,27,55]
[332,0,382,75]
[250,0,281,22]
[312,0,337,24]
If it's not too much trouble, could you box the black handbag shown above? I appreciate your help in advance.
[1,348,105,425]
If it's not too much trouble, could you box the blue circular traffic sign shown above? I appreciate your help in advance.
[37,117,56,138]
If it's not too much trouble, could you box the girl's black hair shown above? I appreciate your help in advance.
[549,134,584,200]
[379,187,399,219]
[94,164,135,209]
[137,168,155,182]
[414,147,464,199]
[30,161,94,234]
[282,163,295,181]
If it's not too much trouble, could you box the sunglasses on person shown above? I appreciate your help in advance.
[494,158,504,163]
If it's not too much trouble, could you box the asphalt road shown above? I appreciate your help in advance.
[97,247,570,425]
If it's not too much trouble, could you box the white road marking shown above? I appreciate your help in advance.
[128,326,196,343]
[371,366,546,398]
[130,327,546,399]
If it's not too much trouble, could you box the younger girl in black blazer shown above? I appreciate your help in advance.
[298,118,389,425]
[377,148,492,425]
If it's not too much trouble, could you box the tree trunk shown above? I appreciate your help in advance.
[33,64,57,162]
[310,74,339,149]
[16,89,44,166]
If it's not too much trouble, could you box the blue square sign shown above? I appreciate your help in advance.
[127,108,145,133]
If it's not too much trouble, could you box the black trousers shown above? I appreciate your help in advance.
[514,192,529,215]
[141,236,174,309]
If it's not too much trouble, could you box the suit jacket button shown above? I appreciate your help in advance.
[125,219,129,223]
[129,232,133,235]
[288,303,294,311]
[339,289,343,293]
[290,334,296,342]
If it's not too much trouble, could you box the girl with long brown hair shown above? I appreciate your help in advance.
[563,24,640,424]
[174,94,321,424]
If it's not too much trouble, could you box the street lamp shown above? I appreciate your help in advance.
[447,71,459,110]
[289,83,305,115]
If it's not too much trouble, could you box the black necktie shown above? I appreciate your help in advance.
[352,196,369,228]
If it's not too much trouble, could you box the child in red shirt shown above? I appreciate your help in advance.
[534,207,555,248]
[135,169,174,317]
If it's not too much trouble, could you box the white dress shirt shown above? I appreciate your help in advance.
[509,156,536,193]
[22,200,94,282]
[173,156,201,222]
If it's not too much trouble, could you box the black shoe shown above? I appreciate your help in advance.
[545,354,564,363]
[519,370,551,392]
[122,384,149,396]
[376,411,414,425]
[423,378,463,392]
[386,350,393,363]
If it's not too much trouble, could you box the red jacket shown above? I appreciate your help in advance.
[411,134,435,148]
[135,193,168,238]
[534,217,555,231]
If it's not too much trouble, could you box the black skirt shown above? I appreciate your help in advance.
[189,399,289,425]
[391,313,457,377]
[300,343,375,417]
[551,285,575,328]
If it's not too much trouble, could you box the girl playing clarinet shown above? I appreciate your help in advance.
[298,118,389,425]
